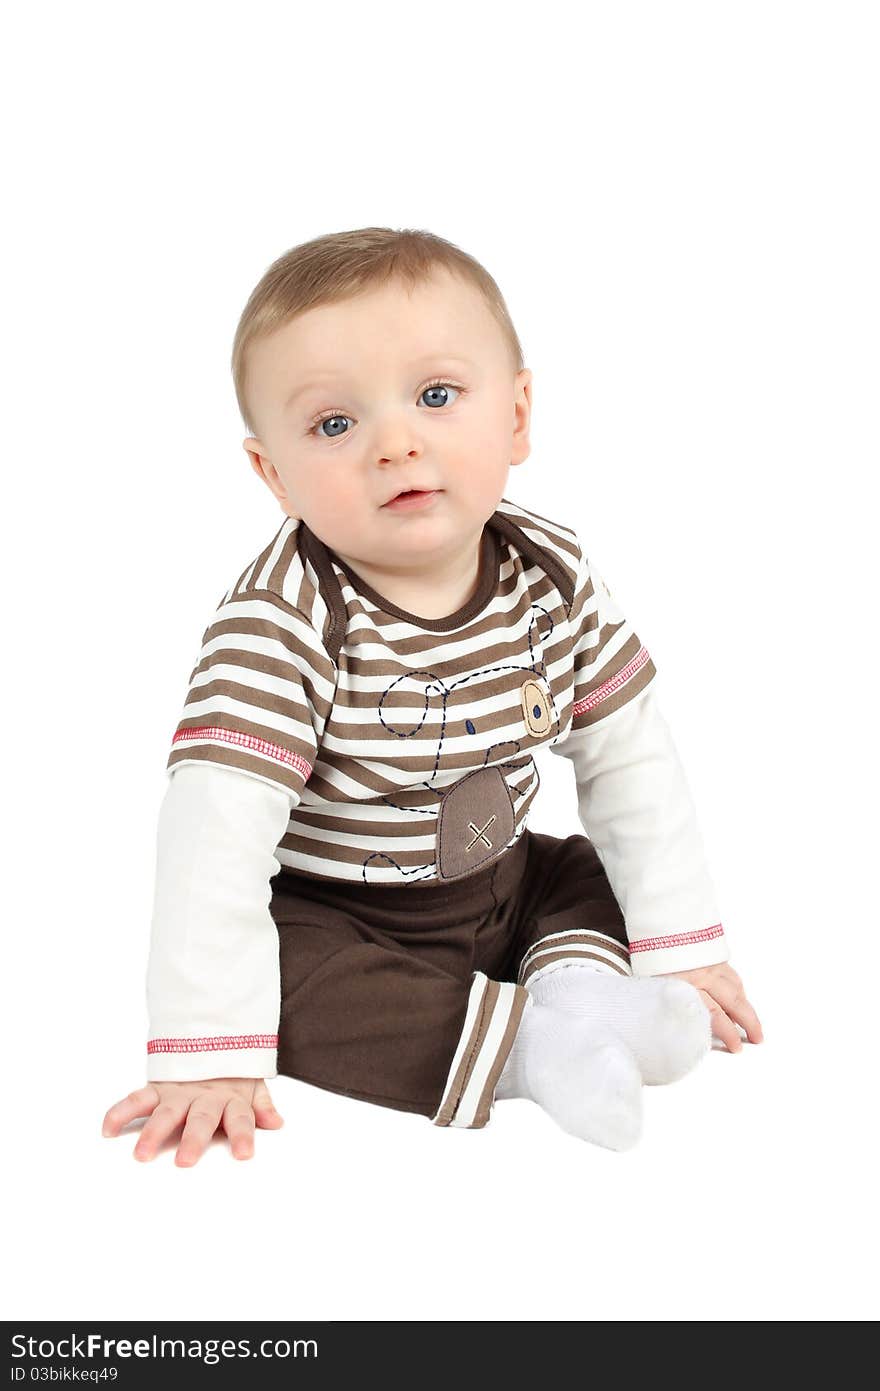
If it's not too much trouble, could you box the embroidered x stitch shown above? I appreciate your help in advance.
[466,815,497,852]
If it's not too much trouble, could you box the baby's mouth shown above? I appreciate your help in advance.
[383,488,441,505]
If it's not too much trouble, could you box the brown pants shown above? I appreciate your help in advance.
[269,829,632,1129]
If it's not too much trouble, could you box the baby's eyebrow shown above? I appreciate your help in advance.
[285,376,342,409]
[284,356,477,409]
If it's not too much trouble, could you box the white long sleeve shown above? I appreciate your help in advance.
[145,763,296,1081]
[550,684,729,976]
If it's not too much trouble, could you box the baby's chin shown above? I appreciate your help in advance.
[314,490,494,552]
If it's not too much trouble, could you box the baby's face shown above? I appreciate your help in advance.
[243,266,532,573]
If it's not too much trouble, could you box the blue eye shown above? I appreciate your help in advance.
[465,719,476,734]
[310,380,462,439]
[315,414,351,439]
[421,383,459,409]
[533,705,541,719]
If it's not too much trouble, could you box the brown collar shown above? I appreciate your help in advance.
[296,504,575,666]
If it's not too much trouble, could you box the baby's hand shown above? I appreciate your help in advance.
[101,1077,284,1166]
[656,961,764,1054]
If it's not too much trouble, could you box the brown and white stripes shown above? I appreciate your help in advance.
[431,927,632,1129]
[518,929,632,987]
[165,496,658,886]
[432,974,530,1129]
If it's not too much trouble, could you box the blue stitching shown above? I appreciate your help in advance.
[359,602,563,880]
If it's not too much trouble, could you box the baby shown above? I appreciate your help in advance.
[102,226,763,1165]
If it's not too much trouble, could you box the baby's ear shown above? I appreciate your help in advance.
[242,436,266,479]
[243,438,295,513]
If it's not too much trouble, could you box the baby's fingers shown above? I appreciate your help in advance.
[102,1085,160,1137]
[711,979,764,1045]
[728,993,763,1044]
[174,1096,227,1168]
[223,1097,257,1161]
[700,991,744,1053]
[135,1099,191,1162]
[252,1080,284,1130]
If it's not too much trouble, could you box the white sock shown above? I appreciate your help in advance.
[527,966,712,1086]
[495,997,642,1150]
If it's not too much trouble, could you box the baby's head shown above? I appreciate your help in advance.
[233,227,532,575]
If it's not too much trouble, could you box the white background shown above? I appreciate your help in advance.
[4,0,878,1323]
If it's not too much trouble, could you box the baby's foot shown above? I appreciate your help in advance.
[495,998,642,1150]
[527,966,711,1086]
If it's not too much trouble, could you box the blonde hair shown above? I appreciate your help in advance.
[231,226,525,436]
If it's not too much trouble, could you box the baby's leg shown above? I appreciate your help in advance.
[502,830,711,1086]
[270,864,645,1147]
[272,885,529,1129]
[277,910,643,1148]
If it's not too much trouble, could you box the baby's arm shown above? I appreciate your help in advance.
[102,763,294,1164]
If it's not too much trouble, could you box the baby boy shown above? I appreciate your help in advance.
[102,227,762,1165]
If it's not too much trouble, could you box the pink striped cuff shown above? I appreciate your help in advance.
[171,725,312,778]
[628,924,724,955]
[147,1033,279,1056]
[572,645,652,719]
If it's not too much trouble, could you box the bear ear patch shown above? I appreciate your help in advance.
[520,679,552,737]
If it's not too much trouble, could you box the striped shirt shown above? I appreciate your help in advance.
[166,496,657,886]
[146,498,730,1085]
